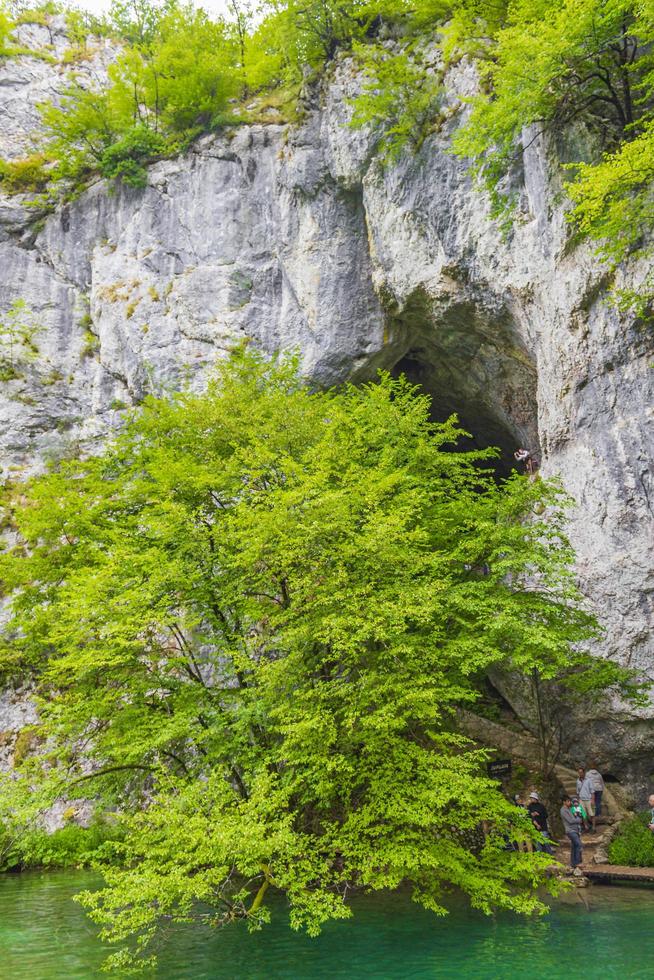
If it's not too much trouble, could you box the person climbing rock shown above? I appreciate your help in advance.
[527,791,554,854]
[576,766,594,831]
[560,795,583,871]
[586,764,605,822]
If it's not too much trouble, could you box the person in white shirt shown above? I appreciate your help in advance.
[648,794,654,831]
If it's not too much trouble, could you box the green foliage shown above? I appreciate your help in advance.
[3,0,453,193]
[64,5,112,46]
[346,1,461,161]
[19,820,124,869]
[15,4,57,26]
[37,1,239,188]
[0,299,42,381]
[350,43,444,160]
[10,0,654,266]
[0,350,632,970]
[0,153,50,192]
[448,0,654,263]
[0,3,14,54]
[81,327,99,356]
[279,0,370,62]
[137,5,239,131]
[108,0,172,45]
[440,0,507,62]
[5,0,457,194]
[0,817,124,871]
[0,2,57,60]
[608,813,654,867]
[100,125,166,187]
[12,725,40,766]
[38,83,129,184]
[567,126,654,263]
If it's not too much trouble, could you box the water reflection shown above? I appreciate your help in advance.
[2,872,654,979]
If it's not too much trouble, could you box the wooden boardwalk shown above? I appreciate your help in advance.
[581,864,654,883]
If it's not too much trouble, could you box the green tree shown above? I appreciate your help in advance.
[448,0,654,260]
[108,0,174,45]
[38,0,238,188]
[38,80,133,184]
[100,124,166,187]
[247,0,393,88]
[0,299,41,381]
[350,43,444,160]
[0,351,633,970]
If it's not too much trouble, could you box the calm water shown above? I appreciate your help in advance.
[3,871,654,979]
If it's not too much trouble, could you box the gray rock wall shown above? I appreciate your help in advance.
[1,36,652,800]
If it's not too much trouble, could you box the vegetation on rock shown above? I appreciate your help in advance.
[2,0,653,288]
[0,299,42,382]
[447,0,654,266]
[0,350,638,970]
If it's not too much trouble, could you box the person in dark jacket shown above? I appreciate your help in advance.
[527,791,554,854]
[560,795,583,870]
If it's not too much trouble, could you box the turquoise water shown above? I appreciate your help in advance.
[3,871,654,979]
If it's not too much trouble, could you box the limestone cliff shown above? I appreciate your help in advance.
[1,22,652,798]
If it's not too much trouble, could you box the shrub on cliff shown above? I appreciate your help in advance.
[0,350,637,971]
[37,2,240,187]
[100,125,166,187]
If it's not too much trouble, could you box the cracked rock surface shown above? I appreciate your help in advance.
[1,41,652,801]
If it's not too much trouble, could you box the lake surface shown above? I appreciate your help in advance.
[3,871,654,979]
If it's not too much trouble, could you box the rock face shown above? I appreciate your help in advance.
[1,34,652,800]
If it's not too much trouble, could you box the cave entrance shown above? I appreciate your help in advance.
[392,349,522,476]
[381,291,539,478]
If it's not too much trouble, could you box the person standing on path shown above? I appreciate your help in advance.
[586,764,605,822]
[527,791,554,854]
[576,766,594,831]
[560,795,583,871]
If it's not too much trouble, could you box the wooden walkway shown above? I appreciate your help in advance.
[581,864,654,883]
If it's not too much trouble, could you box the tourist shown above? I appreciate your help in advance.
[514,448,539,476]
[648,794,654,831]
[527,791,554,855]
[560,795,583,871]
[586,764,605,822]
[576,766,594,831]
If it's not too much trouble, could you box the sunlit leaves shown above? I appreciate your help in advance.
[448,0,654,263]
[0,350,615,969]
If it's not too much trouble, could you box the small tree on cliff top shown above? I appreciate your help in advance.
[0,350,634,971]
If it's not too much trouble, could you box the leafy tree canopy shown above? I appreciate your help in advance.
[0,351,636,971]
[36,1,240,187]
[447,0,654,267]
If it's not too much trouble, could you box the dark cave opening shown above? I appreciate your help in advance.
[373,289,540,479]
[392,350,522,477]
